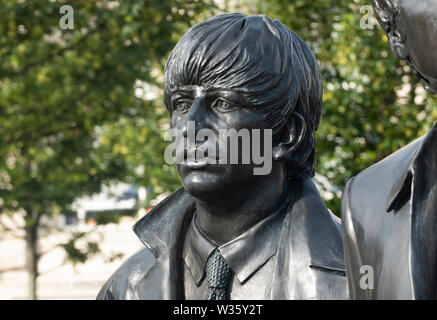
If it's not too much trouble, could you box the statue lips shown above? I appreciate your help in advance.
[179,149,219,172]
[416,69,437,95]
[183,155,223,171]
[177,140,224,171]
[184,160,209,170]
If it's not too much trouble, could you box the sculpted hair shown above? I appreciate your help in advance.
[164,13,323,178]
[371,0,400,34]
[371,0,406,59]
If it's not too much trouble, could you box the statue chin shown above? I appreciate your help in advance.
[408,44,437,94]
[422,79,437,95]
[409,56,437,95]
[182,174,217,199]
[400,0,437,94]
[177,162,258,202]
[180,170,232,202]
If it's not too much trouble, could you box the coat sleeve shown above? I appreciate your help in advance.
[409,123,437,299]
[95,247,156,300]
[341,176,367,300]
[96,279,115,300]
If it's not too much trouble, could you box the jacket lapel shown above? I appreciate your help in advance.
[133,187,195,299]
[270,177,347,299]
[132,178,347,300]
[410,122,437,299]
[385,136,425,213]
[380,122,437,299]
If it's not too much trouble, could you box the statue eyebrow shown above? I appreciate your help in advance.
[169,86,196,104]
[171,86,249,107]
[173,85,197,93]
[208,90,249,107]
[174,85,235,93]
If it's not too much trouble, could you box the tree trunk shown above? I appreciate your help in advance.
[24,210,40,300]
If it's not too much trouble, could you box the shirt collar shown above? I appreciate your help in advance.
[183,200,288,286]
[183,214,216,285]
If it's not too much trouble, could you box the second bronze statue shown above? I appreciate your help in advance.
[343,0,437,300]
[97,13,348,300]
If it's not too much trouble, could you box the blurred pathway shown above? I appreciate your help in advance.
[0,216,143,300]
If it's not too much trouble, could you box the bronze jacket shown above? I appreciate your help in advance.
[343,122,437,299]
[97,177,348,300]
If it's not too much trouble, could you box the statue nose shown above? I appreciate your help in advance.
[181,97,209,137]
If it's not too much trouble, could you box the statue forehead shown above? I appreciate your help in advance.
[400,0,437,25]
[166,15,291,95]
[401,0,437,15]
[177,14,283,61]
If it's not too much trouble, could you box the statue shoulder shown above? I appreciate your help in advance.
[96,247,156,300]
[343,134,426,219]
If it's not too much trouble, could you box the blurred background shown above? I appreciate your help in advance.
[0,0,436,299]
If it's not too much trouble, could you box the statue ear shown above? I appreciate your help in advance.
[388,30,407,60]
[371,0,399,29]
[273,112,307,161]
[372,0,407,60]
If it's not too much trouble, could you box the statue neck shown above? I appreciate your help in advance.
[194,166,289,246]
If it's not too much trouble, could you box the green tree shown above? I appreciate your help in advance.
[114,0,437,216]
[3,0,436,300]
[102,1,437,216]
[245,0,437,214]
[0,0,213,299]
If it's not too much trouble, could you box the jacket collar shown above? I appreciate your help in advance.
[384,135,425,213]
[286,177,346,273]
[133,177,345,274]
[409,122,437,299]
[379,121,437,299]
[133,187,195,259]
[385,122,437,213]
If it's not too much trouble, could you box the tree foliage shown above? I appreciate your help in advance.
[0,0,214,215]
[0,0,214,299]
[109,0,437,214]
[1,0,437,299]
[115,0,437,214]
[247,0,437,213]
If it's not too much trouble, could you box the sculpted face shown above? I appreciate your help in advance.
[399,1,437,93]
[170,85,272,202]
[163,14,323,202]
[373,0,437,93]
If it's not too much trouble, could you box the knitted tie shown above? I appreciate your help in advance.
[206,248,232,300]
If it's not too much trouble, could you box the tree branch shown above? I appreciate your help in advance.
[2,23,104,78]
[0,266,25,274]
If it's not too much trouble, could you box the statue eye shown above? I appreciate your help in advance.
[211,98,238,113]
[174,100,191,114]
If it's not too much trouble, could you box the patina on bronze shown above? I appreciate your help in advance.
[97,13,348,300]
[343,0,437,299]
[371,0,437,94]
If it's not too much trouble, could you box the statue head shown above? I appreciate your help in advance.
[372,0,437,94]
[163,13,323,201]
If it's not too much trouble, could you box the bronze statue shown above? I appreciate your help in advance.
[97,13,348,300]
[343,0,437,299]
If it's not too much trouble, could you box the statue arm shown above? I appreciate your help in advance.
[341,177,367,299]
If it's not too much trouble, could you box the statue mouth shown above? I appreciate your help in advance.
[406,55,437,94]
[183,161,210,170]
[176,147,221,170]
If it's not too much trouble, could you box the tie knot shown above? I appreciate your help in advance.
[206,249,232,299]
